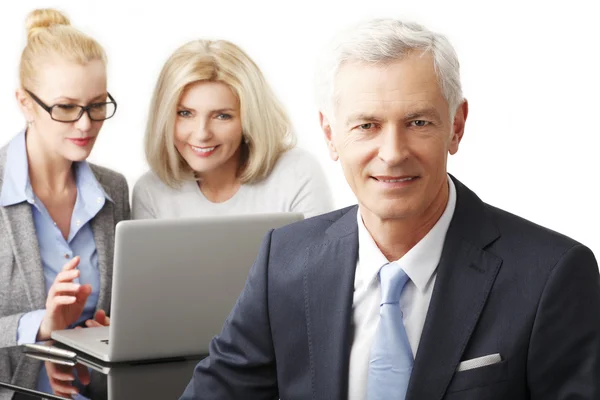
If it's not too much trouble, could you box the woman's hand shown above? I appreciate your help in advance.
[37,256,92,341]
[84,309,110,328]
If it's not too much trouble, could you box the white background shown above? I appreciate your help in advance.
[1,1,599,259]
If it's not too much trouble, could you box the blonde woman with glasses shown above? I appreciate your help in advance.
[132,40,333,220]
[0,8,129,352]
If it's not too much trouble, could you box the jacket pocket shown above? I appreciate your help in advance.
[446,359,509,393]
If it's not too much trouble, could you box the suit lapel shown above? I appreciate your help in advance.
[0,202,45,310]
[406,177,503,400]
[304,207,358,400]
[91,187,115,315]
[91,200,115,314]
[0,139,45,311]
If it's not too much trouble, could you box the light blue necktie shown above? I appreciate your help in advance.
[366,262,413,400]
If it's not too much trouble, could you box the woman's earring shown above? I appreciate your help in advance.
[27,120,34,127]
[243,135,249,144]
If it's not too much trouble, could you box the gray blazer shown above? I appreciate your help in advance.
[0,143,130,350]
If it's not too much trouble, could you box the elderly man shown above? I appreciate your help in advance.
[180,18,600,399]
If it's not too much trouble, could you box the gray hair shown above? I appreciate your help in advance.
[315,18,463,121]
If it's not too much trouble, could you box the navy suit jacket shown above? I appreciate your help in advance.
[181,176,600,399]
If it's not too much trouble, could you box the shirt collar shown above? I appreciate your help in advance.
[0,129,112,207]
[356,175,457,292]
[74,161,113,204]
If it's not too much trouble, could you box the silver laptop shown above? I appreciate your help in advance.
[51,213,303,362]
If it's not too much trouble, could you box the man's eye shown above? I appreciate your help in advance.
[358,123,375,130]
[411,120,429,127]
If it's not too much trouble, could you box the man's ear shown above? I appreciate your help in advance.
[320,111,339,161]
[449,99,468,155]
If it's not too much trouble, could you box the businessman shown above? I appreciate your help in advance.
[180,18,600,399]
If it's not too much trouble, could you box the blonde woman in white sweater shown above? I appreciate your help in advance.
[133,40,333,220]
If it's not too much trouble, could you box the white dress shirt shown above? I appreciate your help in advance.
[348,176,457,400]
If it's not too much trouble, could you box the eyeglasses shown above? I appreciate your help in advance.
[25,89,117,122]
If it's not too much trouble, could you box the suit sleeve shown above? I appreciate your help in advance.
[527,244,600,399]
[179,230,278,400]
[0,313,25,348]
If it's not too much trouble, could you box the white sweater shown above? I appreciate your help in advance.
[132,147,334,220]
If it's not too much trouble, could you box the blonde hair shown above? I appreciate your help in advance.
[145,39,296,187]
[20,8,107,91]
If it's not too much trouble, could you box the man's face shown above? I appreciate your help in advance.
[321,53,467,223]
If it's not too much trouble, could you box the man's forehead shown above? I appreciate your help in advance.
[336,58,440,98]
[338,58,438,87]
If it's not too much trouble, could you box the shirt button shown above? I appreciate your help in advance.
[76,220,81,226]
[97,197,102,204]
[64,254,70,259]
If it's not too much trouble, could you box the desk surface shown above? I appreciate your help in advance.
[0,343,203,399]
